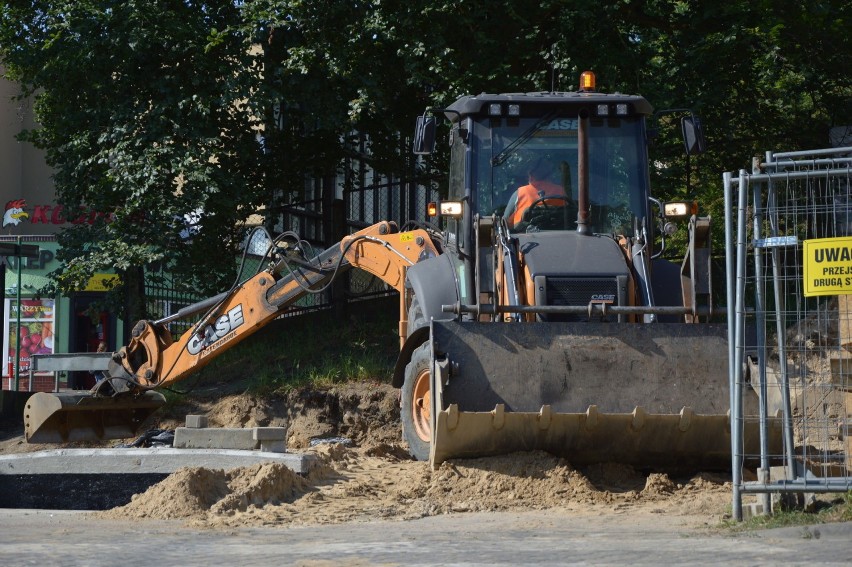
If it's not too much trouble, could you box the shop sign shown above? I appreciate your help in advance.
[4,298,55,377]
[3,198,111,229]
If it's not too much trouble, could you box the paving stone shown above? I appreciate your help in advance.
[253,427,287,441]
[185,415,209,428]
[174,427,257,450]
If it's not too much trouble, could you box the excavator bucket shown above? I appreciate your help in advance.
[429,321,780,471]
[25,390,166,444]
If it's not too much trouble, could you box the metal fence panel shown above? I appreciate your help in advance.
[145,277,207,338]
[726,147,852,519]
[344,178,440,299]
[146,173,440,331]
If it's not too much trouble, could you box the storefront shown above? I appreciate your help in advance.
[0,237,121,392]
[1,71,125,392]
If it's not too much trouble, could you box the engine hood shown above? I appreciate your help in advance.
[514,231,629,279]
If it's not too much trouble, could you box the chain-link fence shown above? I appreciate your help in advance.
[726,146,852,520]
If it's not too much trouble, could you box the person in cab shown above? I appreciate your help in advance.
[502,158,568,230]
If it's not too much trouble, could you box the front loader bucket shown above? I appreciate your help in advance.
[25,391,166,444]
[429,321,781,471]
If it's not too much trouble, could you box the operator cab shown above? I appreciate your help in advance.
[438,80,654,239]
[412,72,704,319]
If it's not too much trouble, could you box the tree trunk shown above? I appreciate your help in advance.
[121,266,147,344]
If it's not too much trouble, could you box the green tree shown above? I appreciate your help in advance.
[0,1,266,323]
[1,0,849,321]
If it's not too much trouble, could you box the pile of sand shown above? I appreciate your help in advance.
[97,446,730,529]
[101,462,308,520]
[0,381,734,529]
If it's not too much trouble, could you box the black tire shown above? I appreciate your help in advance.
[407,295,427,338]
[401,342,432,461]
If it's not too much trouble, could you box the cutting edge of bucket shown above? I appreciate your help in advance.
[24,390,166,444]
[429,404,782,471]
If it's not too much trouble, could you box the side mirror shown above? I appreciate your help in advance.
[413,115,436,155]
[681,115,706,156]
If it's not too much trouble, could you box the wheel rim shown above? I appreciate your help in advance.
[410,366,431,443]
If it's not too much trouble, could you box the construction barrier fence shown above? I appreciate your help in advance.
[726,146,852,520]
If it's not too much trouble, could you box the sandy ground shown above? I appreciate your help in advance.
[0,382,740,531]
[96,445,734,530]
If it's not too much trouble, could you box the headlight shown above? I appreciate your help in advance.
[427,201,464,218]
[663,201,697,219]
[440,201,464,217]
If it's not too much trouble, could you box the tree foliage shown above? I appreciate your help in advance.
[1,0,849,316]
[0,0,267,319]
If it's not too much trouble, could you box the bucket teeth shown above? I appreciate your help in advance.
[538,405,552,429]
[679,407,695,432]
[631,407,647,431]
[491,404,505,430]
[431,404,778,471]
[446,404,459,431]
[584,405,599,430]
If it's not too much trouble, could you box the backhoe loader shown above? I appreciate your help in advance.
[25,71,777,470]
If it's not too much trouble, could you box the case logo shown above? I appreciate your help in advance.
[187,304,245,355]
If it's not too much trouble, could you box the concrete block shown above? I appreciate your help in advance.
[259,440,286,453]
[253,427,287,441]
[769,465,817,510]
[174,427,257,450]
[741,502,767,521]
[770,465,787,482]
[829,351,852,386]
[185,415,208,428]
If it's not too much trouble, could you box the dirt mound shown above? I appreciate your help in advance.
[1,380,733,529]
[93,443,730,529]
[152,381,401,450]
[100,462,309,520]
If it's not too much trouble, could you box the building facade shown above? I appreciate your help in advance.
[0,70,123,391]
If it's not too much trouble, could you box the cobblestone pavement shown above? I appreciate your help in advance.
[1,508,850,565]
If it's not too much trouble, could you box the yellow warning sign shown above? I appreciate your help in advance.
[803,237,852,296]
[84,273,120,292]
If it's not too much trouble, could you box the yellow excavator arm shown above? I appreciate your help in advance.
[25,221,439,443]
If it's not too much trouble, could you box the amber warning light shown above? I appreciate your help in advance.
[579,71,596,92]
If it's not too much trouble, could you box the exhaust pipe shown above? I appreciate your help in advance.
[576,109,591,235]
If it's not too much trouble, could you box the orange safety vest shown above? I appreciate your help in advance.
[509,179,567,227]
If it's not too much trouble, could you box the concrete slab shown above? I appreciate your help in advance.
[174,427,258,450]
[0,447,316,475]
[173,426,288,451]
[0,448,318,510]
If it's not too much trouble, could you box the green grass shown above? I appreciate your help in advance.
[722,492,852,532]
[178,300,400,396]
